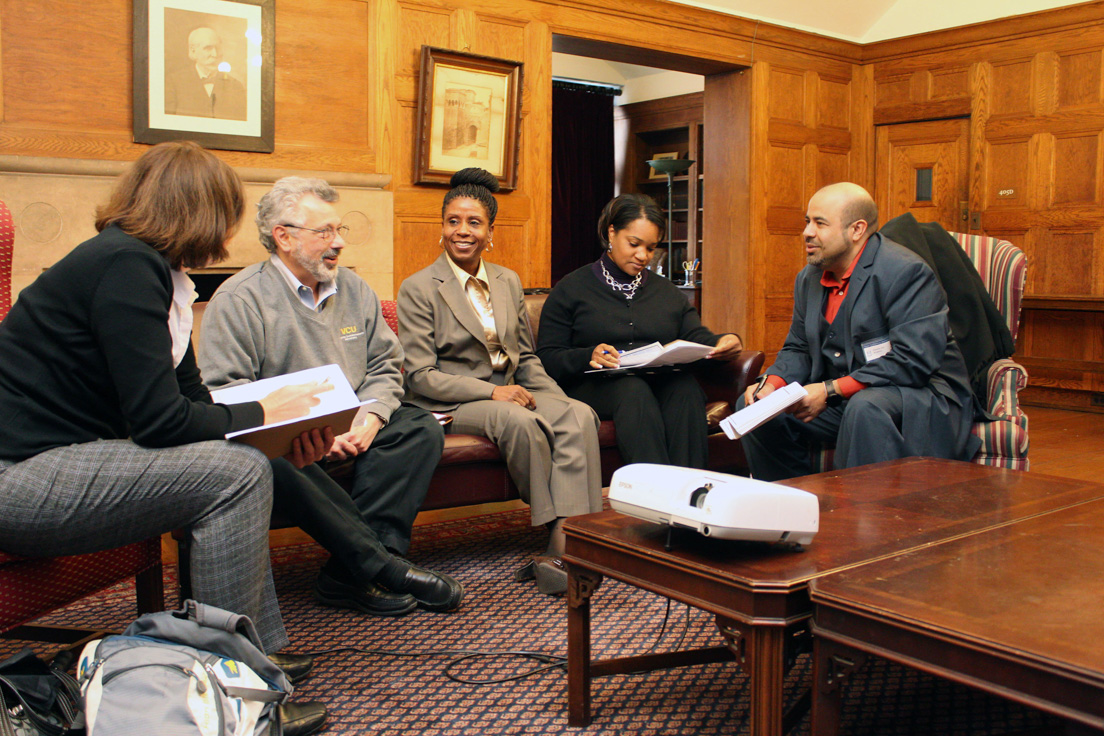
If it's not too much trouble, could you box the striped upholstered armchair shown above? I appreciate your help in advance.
[812,231,1029,473]
[949,231,1029,470]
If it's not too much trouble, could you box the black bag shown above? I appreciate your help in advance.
[0,648,81,736]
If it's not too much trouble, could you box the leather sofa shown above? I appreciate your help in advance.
[191,292,764,512]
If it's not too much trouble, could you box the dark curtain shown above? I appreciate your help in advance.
[551,85,614,285]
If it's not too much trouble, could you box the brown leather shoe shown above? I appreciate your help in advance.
[280,701,327,736]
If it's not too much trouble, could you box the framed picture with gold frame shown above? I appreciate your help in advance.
[133,0,274,153]
[415,46,523,192]
[648,151,680,179]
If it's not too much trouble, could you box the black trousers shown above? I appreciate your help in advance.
[567,369,709,469]
[348,405,444,554]
[269,405,444,583]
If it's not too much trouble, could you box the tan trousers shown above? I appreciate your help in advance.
[449,390,603,526]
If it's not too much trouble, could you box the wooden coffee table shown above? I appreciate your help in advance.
[563,458,1104,736]
[810,495,1104,735]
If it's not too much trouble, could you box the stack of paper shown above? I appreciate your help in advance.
[719,381,808,439]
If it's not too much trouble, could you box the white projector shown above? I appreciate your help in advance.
[608,463,819,546]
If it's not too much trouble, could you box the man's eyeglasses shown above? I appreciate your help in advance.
[281,224,350,243]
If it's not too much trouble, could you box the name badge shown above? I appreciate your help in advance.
[861,336,891,362]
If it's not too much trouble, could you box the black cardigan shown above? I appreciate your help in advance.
[537,261,720,387]
[0,226,261,461]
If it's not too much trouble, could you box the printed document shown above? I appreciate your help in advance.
[585,340,714,373]
[720,381,808,440]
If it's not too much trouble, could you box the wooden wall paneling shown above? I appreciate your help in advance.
[275,0,371,159]
[372,0,400,177]
[519,19,552,288]
[1050,131,1101,207]
[1057,48,1104,109]
[702,68,751,339]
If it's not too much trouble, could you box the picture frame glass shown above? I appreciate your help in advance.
[429,64,510,177]
[134,0,274,153]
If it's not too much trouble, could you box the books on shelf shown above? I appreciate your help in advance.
[719,381,808,440]
[585,339,714,373]
[210,364,369,459]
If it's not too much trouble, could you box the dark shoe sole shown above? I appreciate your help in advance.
[313,586,417,617]
[534,557,567,596]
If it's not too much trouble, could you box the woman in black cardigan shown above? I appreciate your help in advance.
[0,142,327,657]
[537,194,742,468]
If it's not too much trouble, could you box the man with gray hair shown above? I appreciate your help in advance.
[199,176,461,615]
[738,182,978,480]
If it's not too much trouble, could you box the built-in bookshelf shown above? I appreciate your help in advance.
[614,92,704,310]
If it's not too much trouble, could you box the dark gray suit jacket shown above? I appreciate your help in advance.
[766,232,978,460]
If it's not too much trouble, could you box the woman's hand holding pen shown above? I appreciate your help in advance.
[589,343,621,370]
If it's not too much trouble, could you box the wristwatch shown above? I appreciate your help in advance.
[823,380,844,407]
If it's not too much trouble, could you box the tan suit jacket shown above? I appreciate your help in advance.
[397,253,562,411]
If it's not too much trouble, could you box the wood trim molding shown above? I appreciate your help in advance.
[1023,296,1104,312]
[545,0,862,65]
[0,155,392,189]
[873,98,973,125]
[862,0,1104,63]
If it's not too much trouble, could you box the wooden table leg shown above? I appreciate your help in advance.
[719,618,786,736]
[810,638,864,736]
[567,565,602,727]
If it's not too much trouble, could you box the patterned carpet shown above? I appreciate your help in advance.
[3,508,1060,735]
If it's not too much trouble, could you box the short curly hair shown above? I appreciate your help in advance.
[255,176,338,253]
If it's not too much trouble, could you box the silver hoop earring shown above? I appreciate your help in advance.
[487,240,494,252]
[439,236,444,247]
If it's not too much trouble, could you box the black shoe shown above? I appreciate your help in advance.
[533,556,568,596]
[268,652,313,685]
[387,560,464,612]
[314,569,417,616]
[280,701,327,736]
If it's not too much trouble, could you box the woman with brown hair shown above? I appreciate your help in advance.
[0,142,325,705]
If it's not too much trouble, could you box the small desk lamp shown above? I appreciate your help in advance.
[646,157,695,280]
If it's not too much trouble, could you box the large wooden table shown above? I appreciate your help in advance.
[563,458,1104,736]
[810,495,1104,735]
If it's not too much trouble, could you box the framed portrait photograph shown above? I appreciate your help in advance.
[133,0,274,153]
[415,47,523,191]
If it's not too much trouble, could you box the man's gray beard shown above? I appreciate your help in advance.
[293,246,338,284]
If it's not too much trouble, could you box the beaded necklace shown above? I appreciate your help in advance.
[600,259,643,300]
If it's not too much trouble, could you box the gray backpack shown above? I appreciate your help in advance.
[76,600,290,736]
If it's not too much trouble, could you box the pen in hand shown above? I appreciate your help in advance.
[749,374,769,403]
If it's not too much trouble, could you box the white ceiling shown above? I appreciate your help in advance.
[667,0,1089,43]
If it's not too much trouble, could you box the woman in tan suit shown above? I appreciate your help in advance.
[397,168,602,595]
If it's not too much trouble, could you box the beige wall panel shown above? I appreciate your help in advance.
[989,59,1034,117]
[275,0,370,150]
[1051,132,1100,206]
[985,139,1031,209]
[767,143,805,210]
[817,76,851,131]
[930,68,969,100]
[1057,49,1103,109]
[1040,230,1096,296]
[875,75,911,107]
[0,1,130,132]
[768,68,805,124]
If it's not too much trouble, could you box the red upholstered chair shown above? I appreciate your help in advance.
[0,198,164,647]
